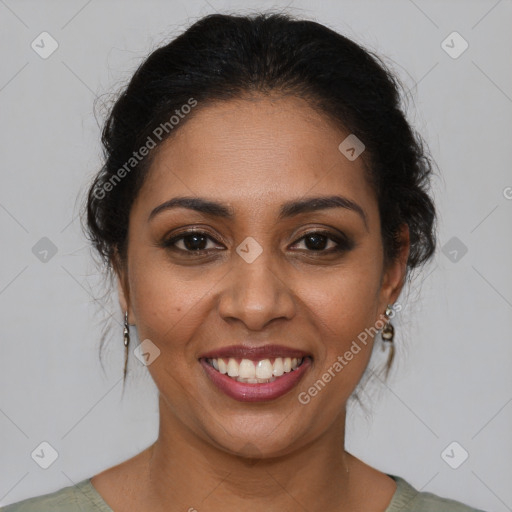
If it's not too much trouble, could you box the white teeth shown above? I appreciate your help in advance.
[227,358,239,377]
[218,358,227,374]
[239,359,256,379]
[273,357,284,376]
[207,356,304,382]
[255,359,273,379]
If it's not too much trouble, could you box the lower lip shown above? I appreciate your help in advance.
[200,357,312,402]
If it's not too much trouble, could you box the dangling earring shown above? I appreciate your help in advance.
[123,311,130,380]
[381,304,395,375]
[123,311,130,347]
[381,304,395,344]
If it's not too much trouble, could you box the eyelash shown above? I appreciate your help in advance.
[161,229,353,256]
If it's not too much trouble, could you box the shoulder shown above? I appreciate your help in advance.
[0,478,111,512]
[387,474,487,512]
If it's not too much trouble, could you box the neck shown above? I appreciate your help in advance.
[140,394,354,512]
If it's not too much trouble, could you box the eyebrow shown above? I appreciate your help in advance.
[148,195,368,230]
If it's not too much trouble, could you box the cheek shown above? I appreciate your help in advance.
[304,261,381,335]
[127,252,213,353]
[298,259,382,376]
[299,285,379,409]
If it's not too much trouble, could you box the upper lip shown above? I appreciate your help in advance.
[199,344,312,360]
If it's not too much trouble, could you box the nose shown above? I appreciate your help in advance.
[217,251,296,331]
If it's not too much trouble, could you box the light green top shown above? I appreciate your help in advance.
[0,474,486,511]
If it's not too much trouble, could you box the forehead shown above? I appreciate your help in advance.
[135,95,377,221]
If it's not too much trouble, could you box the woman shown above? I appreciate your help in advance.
[1,12,486,512]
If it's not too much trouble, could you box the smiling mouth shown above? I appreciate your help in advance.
[203,356,310,384]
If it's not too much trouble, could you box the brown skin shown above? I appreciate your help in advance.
[91,95,410,512]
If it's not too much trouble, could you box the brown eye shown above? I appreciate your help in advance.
[162,231,222,253]
[301,233,332,251]
[291,230,354,253]
[178,233,209,251]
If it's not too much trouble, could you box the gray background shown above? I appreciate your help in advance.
[1,0,511,510]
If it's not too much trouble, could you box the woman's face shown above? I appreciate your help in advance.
[117,95,408,457]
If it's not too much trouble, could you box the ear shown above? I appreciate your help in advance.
[112,248,132,322]
[117,275,130,317]
[376,223,410,318]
